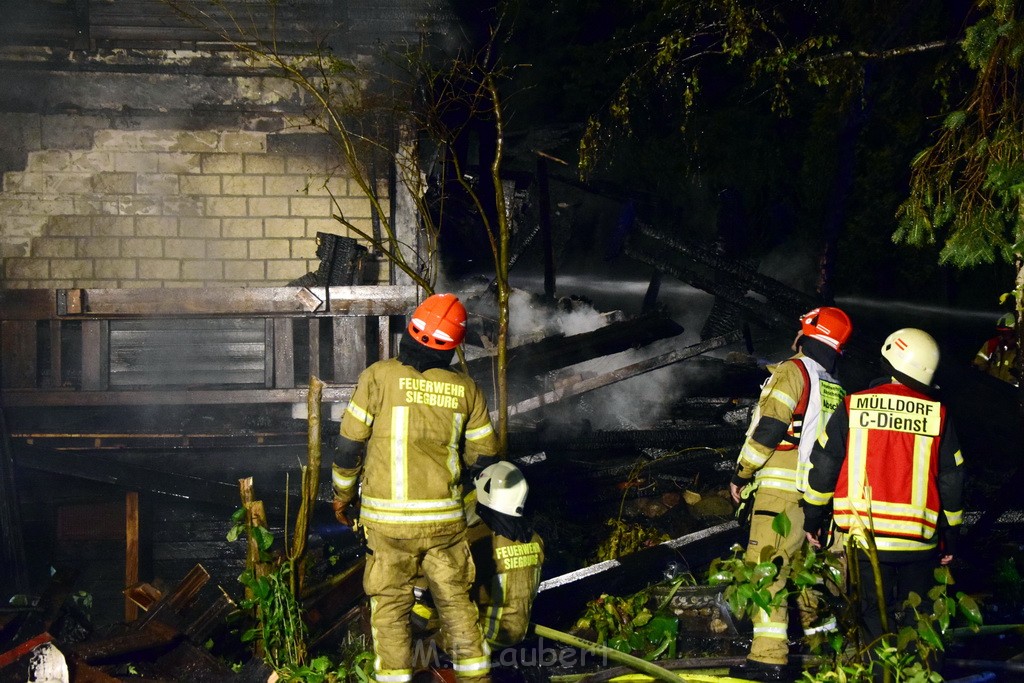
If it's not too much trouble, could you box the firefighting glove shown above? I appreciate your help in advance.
[802,500,832,547]
[734,480,758,526]
[332,497,352,527]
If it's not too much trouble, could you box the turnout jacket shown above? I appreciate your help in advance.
[735,353,845,495]
[803,380,965,557]
[334,358,500,538]
[472,529,545,647]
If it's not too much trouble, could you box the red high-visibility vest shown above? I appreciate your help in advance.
[833,383,947,553]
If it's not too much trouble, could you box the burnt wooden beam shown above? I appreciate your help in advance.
[70,620,181,664]
[1,385,353,407]
[138,564,212,630]
[47,320,63,389]
[1,321,37,389]
[53,285,416,318]
[629,223,818,323]
[0,404,28,594]
[81,320,110,391]
[0,289,57,321]
[125,492,140,623]
[182,587,237,644]
[465,309,684,384]
[500,330,743,420]
[14,448,240,507]
[272,318,295,388]
[333,317,368,383]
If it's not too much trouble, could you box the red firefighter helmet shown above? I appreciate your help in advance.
[799,306,852,351]
[408,293,467,350]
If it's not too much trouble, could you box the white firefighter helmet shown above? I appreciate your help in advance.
[474,461,528,517]
[881,328,940,386]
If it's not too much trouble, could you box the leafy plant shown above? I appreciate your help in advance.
[593,519,670,563]
[707,510,984,682]
[572,576,691,660]
[235,535,309,672]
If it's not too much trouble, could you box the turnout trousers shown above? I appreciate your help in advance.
[363,526,490,683]
[744,490,836,666]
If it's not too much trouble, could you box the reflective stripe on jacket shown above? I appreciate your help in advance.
[339,358,499,537]
[737,354,843,494]
[474,530,544,647]
[805,381,965,554]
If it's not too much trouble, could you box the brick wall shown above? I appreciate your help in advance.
[0,128,384,288]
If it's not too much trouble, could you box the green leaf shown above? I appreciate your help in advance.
[708,570,733,585]
[608,636,632,653]
[752,561,779,584]
[751,588,773,612]
[772,511,792,538]
[917,620,945,650]
[632,610,653,628]
[254,525,275,551]
[956,593,983,625]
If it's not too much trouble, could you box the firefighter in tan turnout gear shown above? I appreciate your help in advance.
[728,307,852,682]
[332,293,500,683]
[803,328,965,655]
[411,460,544,656]
[470,461,544,647]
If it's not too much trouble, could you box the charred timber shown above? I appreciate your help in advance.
[501,331,743,421]
[466,310,684,384]
[509,425,744,454]
[530,521,742,630]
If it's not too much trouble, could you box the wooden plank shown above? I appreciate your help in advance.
[1,321,37,389]
[64,285,416,317]
[125,492,140,623]
[332,317,366,383]
[273,318,295,388]
[0,290,56,321]
[264,319,275,388]
[70,620,180,663]
[378,315,391,363]
[0,385,353,407]
[80,321,110,391]
[308,318,321,380]
[47,321,62,389]
[138,564,211,629]
[15,451,241,508]
[499,330,744,421]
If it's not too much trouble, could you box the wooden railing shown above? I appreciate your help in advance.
[0,285,417,408]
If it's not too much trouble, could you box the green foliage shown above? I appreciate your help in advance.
[238,560,309,672]
[572,576,690,660]
[575,0,852,176]
[710,521,984,682]
[894,0,1024,338]
[592,519,670,563]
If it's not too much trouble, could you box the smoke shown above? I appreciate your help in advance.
[507,288,609,341]
[505,277,720,430]
[756,238,819,295]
